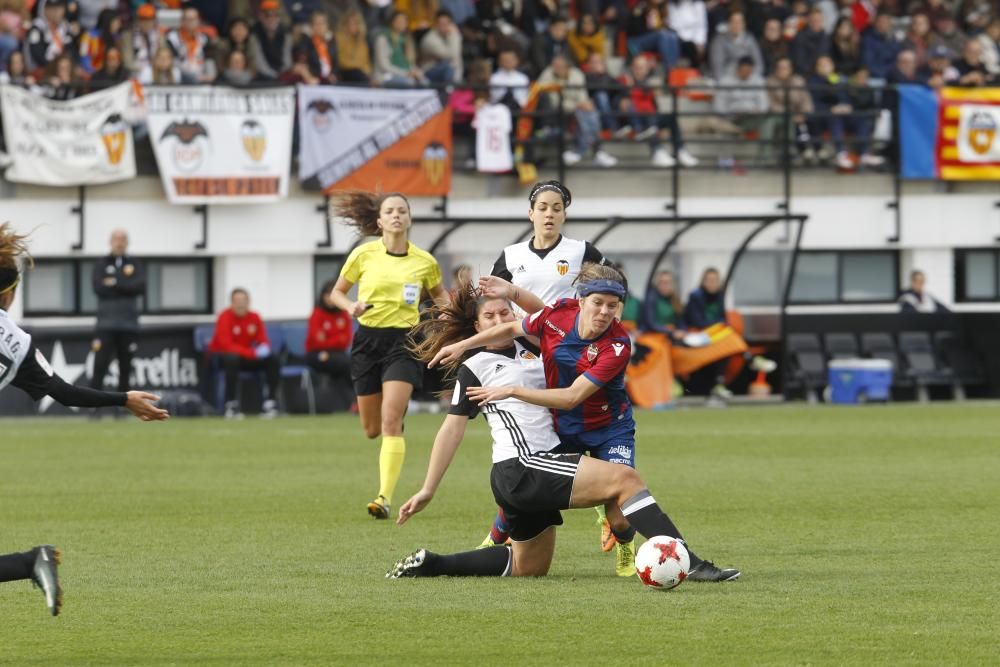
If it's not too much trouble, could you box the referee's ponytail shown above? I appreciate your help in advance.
[0,223,31,296]
[410,287,501,377]
[332,190,411,237]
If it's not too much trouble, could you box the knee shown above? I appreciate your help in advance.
[616,465,644,496]
[362,422,381,439]
[380,410,405,435]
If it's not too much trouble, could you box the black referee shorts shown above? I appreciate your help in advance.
[350,325,423,396]
[490,452,582,542]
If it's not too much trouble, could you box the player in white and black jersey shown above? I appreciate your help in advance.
[386,290,701,579]
[0,224,168,617]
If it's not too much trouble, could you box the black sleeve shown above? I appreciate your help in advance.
[92,259,116,298]
[583,241,606,265]
[116,259,146,297]
[28,27,48,67]
[12,344,128,407]
[447,364,482,419]
[491,249,512,281]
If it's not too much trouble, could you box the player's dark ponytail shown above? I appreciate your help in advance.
[0,223,31,295]
[409,286,500,377]
[332,190,411,237]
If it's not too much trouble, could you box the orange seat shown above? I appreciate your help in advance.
[669,67,711,102]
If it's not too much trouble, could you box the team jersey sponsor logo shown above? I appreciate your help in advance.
[123,264,135,277]
[494,363,506,373]
[545,319,566,337]
[518,349,537,360]
[247,324,257,335]
[612,342,625,357]
[607,444,632,459]
[233,325,241,335]
[514,264,526,274]
[556,259,570,276]
[586,344,599,362]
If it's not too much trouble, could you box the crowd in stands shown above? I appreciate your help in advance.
[0,0,997,170]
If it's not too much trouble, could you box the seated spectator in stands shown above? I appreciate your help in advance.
[684,268,726,329]
[79,7,121,75]
[831,16,862,75]
[760,18,788,75]
[568,12,605,66]
[539,54,618,168]
[374,10,427,86]
[917,0,952,27]
[905,12,933,66]
[77,0,117,30]
[846,65,884,165]
[767,56,814,160]
[396,0,438,36]
[139,45,182,84]
[530,14,571,77]
[0,51,37,89]
[619,53,698,167]
[861,12,902,80]
[166,6,217,83]
[641,270,686,339]
[26,0,76,73]
[420,10,462,83]
[489,47,529,111]
[250,0,292,81]
[709,11,763,81]
[215,16,252,73]
[42,54,79,100]
[978,18,1000,78]
[123,3,164,78]
[208,288,281,420]
[585,53,626,135]
[218,49,258,85]
[850,0,876,33]
[791,7,830,76]
[296,10,339,83]
[889,48,922,84]
[439,0,476,29]
[306,279,355,413]
[929,13,967,59]
[335,8,372,84]
[783,0,809,40]
[622,0,680,68]
[0,0,26,68]
[958,0,993,34]
[920,44,960,87]
[89,45,127,89]
[669,0,708,67]
[807,56,882,170]
[279,47,322,84]
[953,39,994,86]
[714,55,769,134]
[899,270,949,313]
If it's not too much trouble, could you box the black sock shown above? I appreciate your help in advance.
[0,550,35,583]
[423,546,512,577]
[611,526,637,544]
[620,490,703,567]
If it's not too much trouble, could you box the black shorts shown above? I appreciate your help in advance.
[350,325,423,396]
[490,452,582,542]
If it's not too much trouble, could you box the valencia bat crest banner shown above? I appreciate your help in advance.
[146,86,295,203]
[0,82,135,186]
[297,86,452,196]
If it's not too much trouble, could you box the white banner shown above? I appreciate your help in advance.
[0,82,136,186]
[146,86,295,204]
[956,104,1000,163]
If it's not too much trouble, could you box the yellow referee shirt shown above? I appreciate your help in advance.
[340,239,443,328]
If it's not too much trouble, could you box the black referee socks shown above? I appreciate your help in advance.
[424,545,513,577]
[620,490,703,567]
[0,550,35,583]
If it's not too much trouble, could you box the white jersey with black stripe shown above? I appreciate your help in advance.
[450,339,561,464]
[0,308,31,392]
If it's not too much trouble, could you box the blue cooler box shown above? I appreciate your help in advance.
[828,358,893,404]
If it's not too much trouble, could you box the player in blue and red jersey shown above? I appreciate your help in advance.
[430,264,740,582]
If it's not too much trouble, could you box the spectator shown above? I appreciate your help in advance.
[296,10,339,83]
[683,267,725,329]
[529,14,570,77]
[709,11,763,81]
[919,44,960,86]
[889,48,922,84]
[958,0,993,34]
[619,53,698,167]
[624,0,681,69]
[76,0,118,31]
[0,51,37,88]
[439,0,476,29]
[714,55,769,134]
[139,45,181,84]
[396,0,438,37]
[807,55,882,169]
[929,14,967,58]
[250,0,292,81]
[89,229,144,410]
[668,0,708,67]
[538,54,618,167]
[215,16,252,73]
[830,16,862,75]
[846,65,884,165]
[861,12,901,79]
[166,6,217,83]
[917,0,951,26]
[420,9,462,83]
[26,0,76,73]
[585,52,627,135]
[791,6,830,76]
[905,12,933,66]
[373,10,426,86]
[489,47,529,111]
[640,270,686,338]
[851,0,879,34]
[335,8,372,83]
[208,288,281,419]
[568,12,605,66]
[978,18,1000,77]
[122,3,164,78]
[42,53,79,99]
[89,44,127,89]
[78,7,121,75]
[306,279,355,413]
[766,55,814,160]
[953,39,994,86]
[218,48,256,85]
[0,0,26,67]
[783,0,809,41]
[898,270,948,313]
[760,17,788,75]
[745,0,791,40]
[279,47,321,84]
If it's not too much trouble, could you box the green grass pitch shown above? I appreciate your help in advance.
[2,403,998,665]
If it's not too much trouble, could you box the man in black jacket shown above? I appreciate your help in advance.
[90,229,145,399]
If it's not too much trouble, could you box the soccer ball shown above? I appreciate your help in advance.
[635,536,690,590]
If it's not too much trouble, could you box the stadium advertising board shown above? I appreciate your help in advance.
[899,85,1000,180]
[297,85,452,196]
[146,86,295,203]
[0,82,136,186]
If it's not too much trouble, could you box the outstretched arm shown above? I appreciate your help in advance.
[467,373,601,411]
[397,414,469,524]
[478,276,546,314]
[428,319,527,368]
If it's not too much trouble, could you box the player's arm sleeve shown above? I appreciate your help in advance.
[583,241,607,265]
[583,338,631,387]
[491,249,512,281]
[425,257,443,292]
[11,345,127,407]
[117,260,147,296]
[520,303,554,338]
[447,365,482,419]
[339,247,363,283]
[91,260,116,297]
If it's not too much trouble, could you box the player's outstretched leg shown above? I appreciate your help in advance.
[390,526,557,579]
[0,545,63,616]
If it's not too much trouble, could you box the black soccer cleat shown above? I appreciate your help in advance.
[385,549,435,579]
[31,545,63,616]
[686,559,741,582]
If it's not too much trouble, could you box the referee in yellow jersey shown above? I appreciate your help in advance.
[329,191,450,519]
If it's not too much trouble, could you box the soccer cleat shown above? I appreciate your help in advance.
[686,559,741,582]
[367,495,390,519]
[749,356,778,374]
[223,401,244,420]
[710,384,734,400]
[31,545,62,616]
[615,540,636,577]
[386,548,433,578]
[260,399,279,419]
[599,518,617,552]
